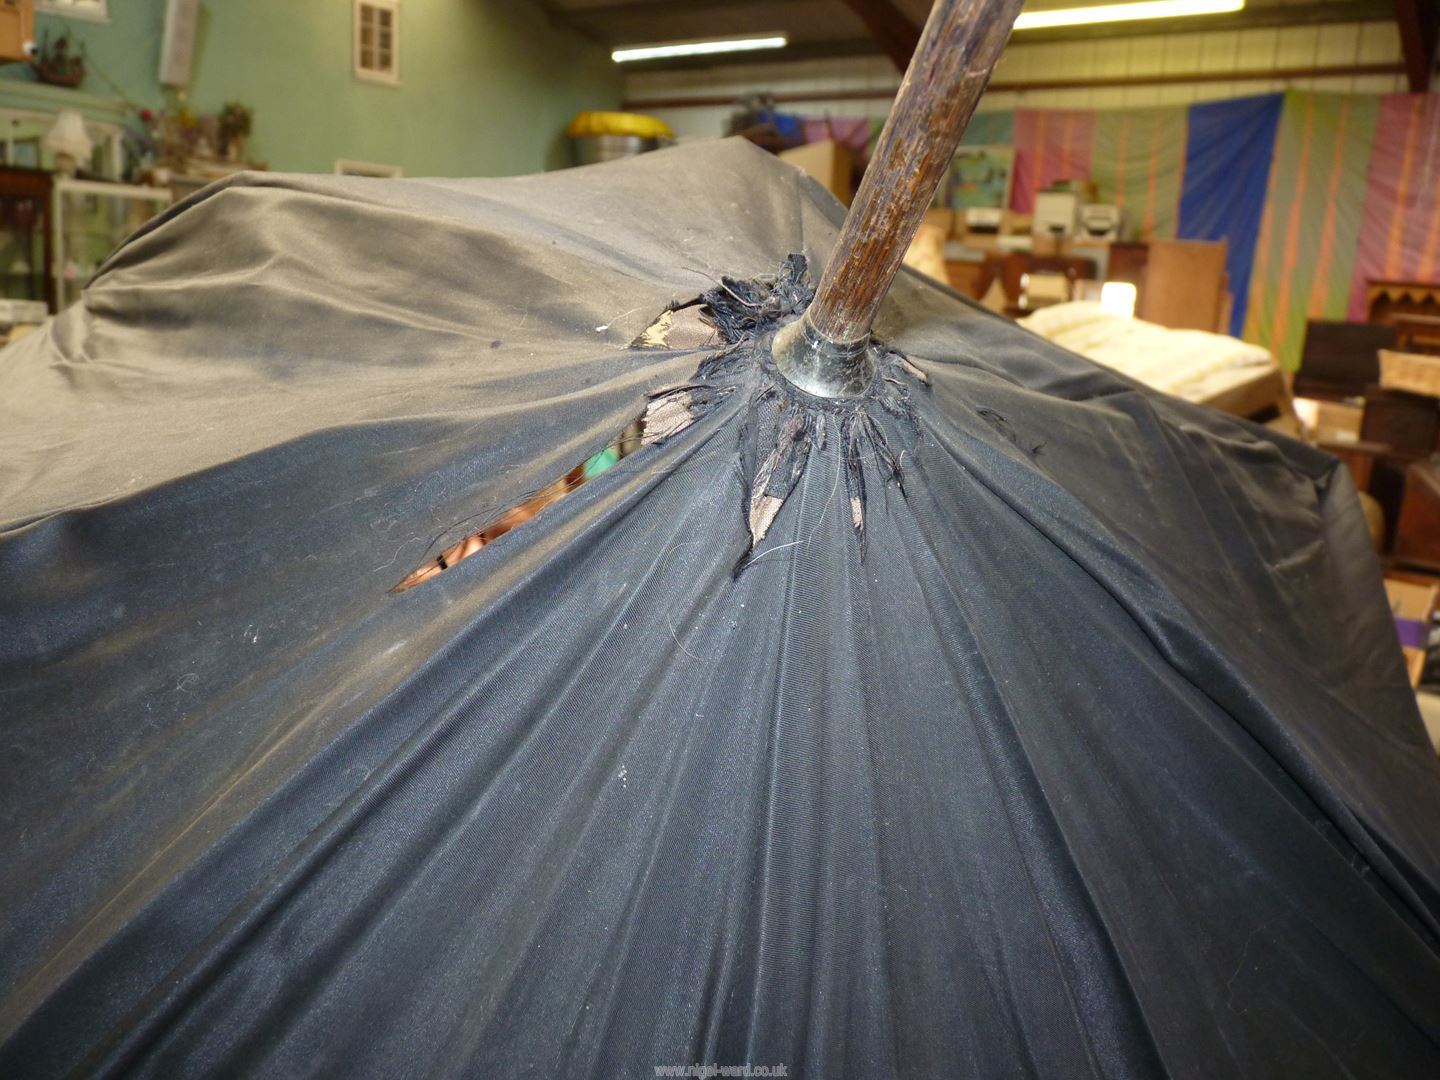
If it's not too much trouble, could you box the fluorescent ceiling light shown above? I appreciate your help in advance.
[611,34,788,63]
[1014,0,1243,30]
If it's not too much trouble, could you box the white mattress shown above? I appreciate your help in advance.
[1019,301,1274,401]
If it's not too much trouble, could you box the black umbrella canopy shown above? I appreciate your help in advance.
[2,138,1440,1077]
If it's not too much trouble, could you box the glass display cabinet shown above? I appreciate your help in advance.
[0,166,53,310]
[52,178,172,311]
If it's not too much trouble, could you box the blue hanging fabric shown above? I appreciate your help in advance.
[1178,94,1284,337]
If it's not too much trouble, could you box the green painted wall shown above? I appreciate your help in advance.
[3,0,620,176]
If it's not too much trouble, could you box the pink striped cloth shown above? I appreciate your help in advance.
[1347,94,1440,320]
[1011,109,1097,212]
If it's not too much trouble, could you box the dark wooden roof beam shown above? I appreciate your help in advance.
[839,0,921,70]
[1395,0,1439,91]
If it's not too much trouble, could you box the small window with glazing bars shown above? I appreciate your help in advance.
[354,0,399,85]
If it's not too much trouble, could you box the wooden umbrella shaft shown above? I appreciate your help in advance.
[775,0,1023,396]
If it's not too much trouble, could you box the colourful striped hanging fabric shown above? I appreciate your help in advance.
[1347,94,1440,320]
[1243,92,1378,370]
[1092,106,1188,240]
[1011,108,1097,212]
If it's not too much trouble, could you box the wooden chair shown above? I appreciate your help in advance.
[1293,320,1398,401]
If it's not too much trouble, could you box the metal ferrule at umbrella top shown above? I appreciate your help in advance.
[773,0,1023,399]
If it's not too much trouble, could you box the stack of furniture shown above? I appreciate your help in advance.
[0,82,179,316]
[938,229,1232,336]
[1297,319,1440,569]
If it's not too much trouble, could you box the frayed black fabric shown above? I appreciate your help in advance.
[643,254,919,569]
[2,139,1440,1079]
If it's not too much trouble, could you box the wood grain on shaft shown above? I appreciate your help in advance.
[806,0,1024,346]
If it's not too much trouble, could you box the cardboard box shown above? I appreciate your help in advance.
[922,208,955,238]
[778,139,854,205]
[1385,576,1438,686]
[903,222,947,282]
[1032,232,1065,257]
[1416,690,1440,752]
[1295,397,1366,447]
[1385,576,1437,622]
[1316,399,1364,442]
[1379,348,1440,400]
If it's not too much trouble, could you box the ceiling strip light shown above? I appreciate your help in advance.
[612,34,789,63]
[1014,0,1243,30]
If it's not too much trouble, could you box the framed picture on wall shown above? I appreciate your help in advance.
[8,138,41,170]
[937,144,1014,211]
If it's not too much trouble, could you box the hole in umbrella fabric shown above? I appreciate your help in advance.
[393,255,930,592]
[390,380,725,593]
[391,419,644,592]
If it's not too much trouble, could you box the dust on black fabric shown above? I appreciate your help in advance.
[1,139,1440,1079]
